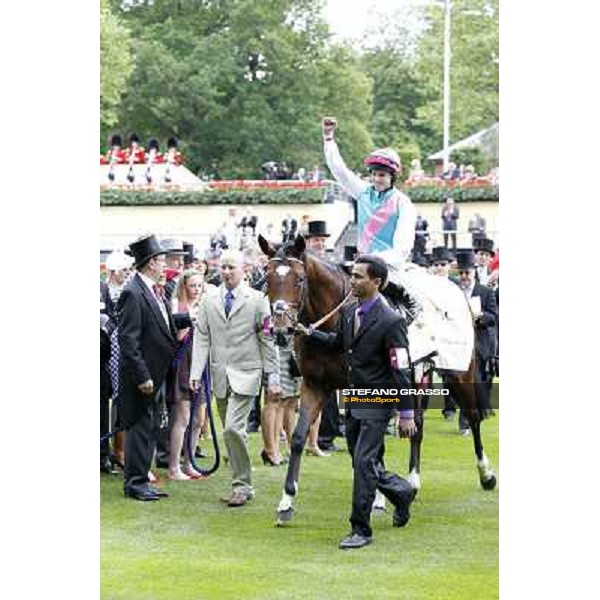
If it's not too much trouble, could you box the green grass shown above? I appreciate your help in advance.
[101,411,498,600]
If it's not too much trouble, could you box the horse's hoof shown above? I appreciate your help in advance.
[480,474,497,490]
[276,507,294,527]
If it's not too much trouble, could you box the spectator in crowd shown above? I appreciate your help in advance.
[294,167,307,181]
[261,222,279,245]
[414,214,429,257]
[473,237,495,287]
[239,208,258,248]
[468,212,487,244]
[298,214,311,237]
[463,164,477,180]
[190,250,280,507]
[102,249,134,469]
[440,161,461,180]
[408,158,425,182]
[304,220,330,255]
[312,164,322,182]
[161,238,189,303]
[118,234,178,501]
[204,248,223,286]
[210,223,229,253]
[168,269,214,481]
[281,213,297,243]
[454,249,498,433]
[441,198,460,251]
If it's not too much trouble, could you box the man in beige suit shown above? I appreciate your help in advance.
[190,250,280,506]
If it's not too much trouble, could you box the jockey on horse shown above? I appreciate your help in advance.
[322,117,473,372]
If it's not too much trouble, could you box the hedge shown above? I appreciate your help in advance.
[100,188,327,206]
[99,184,498,206]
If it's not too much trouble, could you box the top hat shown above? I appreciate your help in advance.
[455,249,476,271]
[431,246,454,264]
[412,253,430,268]
[473,237,495,255]
[110,134,122,147]
[305,220,330,238]
[127,234,167,269]
[167,137,179,149]
[147,138,160,152]
[182,242,195,265]
[160,238,188,255]
[341,245,358,266]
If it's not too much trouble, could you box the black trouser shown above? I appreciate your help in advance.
[346,414,413,538]
[318,392,341,446]
[444,231,457,251]
[100,365,111,464]
[124,391,162,495]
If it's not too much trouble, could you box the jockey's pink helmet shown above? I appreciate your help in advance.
[364,148,402,175]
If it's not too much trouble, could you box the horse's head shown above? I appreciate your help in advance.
[258,234,307,336]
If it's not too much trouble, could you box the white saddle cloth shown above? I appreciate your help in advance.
[387,264,474,372]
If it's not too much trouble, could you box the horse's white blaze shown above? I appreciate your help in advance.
[276,265,291,279]
[407,469,421,490]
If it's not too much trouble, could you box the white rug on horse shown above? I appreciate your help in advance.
[401,267,474,372]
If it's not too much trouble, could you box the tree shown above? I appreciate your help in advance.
[100,0,135,138]
[108,0,372,177]
[414,0,499,154]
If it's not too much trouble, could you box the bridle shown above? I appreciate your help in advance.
[266,256,307,335]
[266,254,353,339]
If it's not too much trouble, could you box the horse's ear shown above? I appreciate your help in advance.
[258,234,276,258]
[291,234,306,258]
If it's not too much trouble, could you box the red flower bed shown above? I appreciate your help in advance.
[207,180,328,191]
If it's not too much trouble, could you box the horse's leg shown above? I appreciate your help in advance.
[451,357,497,490]
[276,383,323,526]
[407,403,424,492]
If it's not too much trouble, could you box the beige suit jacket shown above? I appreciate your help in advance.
[190,283,279,398]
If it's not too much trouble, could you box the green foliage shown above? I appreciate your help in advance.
[450,147,487,174]
[100,0,135,135]
[414,0,499,152]
[100,187,325,206]
[403,184,498,203]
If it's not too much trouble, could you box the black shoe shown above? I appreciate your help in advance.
[393,489,416,528]
[339,532,372,550]
[247,423,259,433]
[195,447,207,458]
[155,458,169,469]
[124,489,160,502]
[148,487,169,498]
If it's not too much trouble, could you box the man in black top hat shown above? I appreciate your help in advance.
[454,249,498,427]
[473,237,495,286]
[118,234,179,501]
[304,220,330,256]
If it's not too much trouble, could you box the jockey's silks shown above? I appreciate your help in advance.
[357,187,410,255]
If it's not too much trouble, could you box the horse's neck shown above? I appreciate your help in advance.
[304,255,346,325]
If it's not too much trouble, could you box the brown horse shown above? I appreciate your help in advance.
[258,234,496,526]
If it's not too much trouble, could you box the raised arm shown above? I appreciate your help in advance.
[322,117,369,199]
